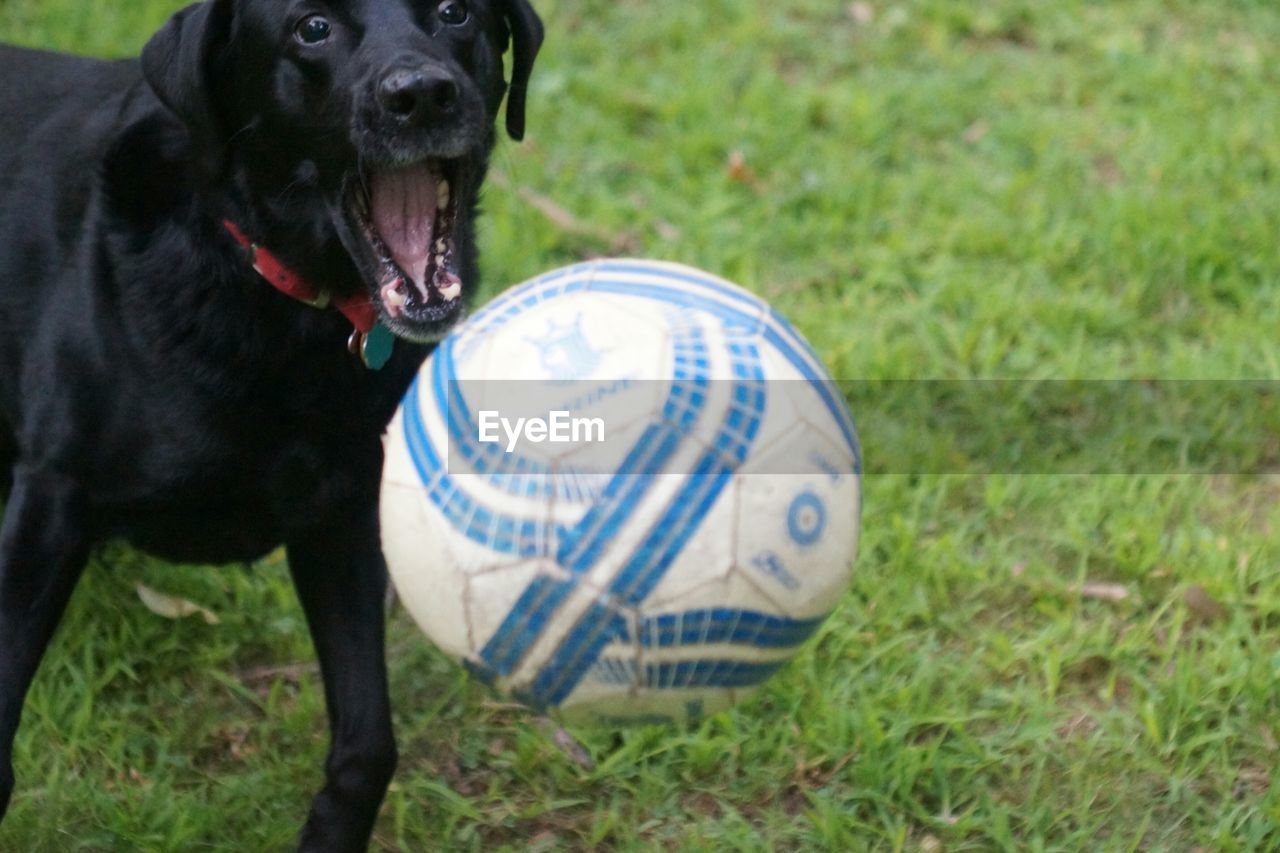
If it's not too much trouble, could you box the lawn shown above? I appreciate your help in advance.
[2,0,1280,849]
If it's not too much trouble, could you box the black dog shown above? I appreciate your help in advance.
[0,0,540,848]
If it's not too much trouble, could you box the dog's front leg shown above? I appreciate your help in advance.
[0,466,90,820]
[287,498,397,853]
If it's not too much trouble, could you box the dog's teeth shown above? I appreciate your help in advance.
[435,238,447,254]
[436,268,462,302]
[437,180,450,211]
[381,278,408,318]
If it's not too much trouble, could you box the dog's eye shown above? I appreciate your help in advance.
[295,15,333,45]
[437,0,469,26]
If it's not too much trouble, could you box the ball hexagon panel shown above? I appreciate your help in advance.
[472,290,675,384]
[463,559,560,664]
[632,473,741,610]
[732,427,860,618]
[381,477,473,660]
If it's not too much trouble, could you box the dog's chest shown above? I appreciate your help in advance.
[105,430,370,563]
[96,365,411,563]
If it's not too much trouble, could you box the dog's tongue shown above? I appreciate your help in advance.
[370,165,438,292]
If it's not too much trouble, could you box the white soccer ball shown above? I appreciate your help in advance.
[380,259,861,726]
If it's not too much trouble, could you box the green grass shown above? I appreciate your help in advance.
[3,0,1280,849]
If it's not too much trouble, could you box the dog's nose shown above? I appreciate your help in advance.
[378,68,459,123]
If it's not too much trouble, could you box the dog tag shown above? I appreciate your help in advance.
[359,323,394,370]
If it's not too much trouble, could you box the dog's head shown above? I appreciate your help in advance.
[141,0,542,342]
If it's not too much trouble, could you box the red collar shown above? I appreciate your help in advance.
[223,219,377,334]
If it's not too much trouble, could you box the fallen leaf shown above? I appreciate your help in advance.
[520,189,590,232]
[1093,155,1122,187]
[553,727,596,770]
[726,150,760,186]
[136,584,220,625]
[1057,711,1098,739]
[1080,582,1129,602]
[487,171,641,254]
[214,725,256,761]
[848,2,875,24]
[1183,584,1228,623]
[962,119,991,144]
[539,719,595,770]
[527,831,559,849]
[239,661,318,685]
[654,220,682,242]
[1234,765,1270,797]
[917,835,943,853]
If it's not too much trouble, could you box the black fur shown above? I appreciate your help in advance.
[0,0,542,849]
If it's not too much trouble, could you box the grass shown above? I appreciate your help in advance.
[3,0,1280,849]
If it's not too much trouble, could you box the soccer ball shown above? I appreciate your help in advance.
[380,259,861,726]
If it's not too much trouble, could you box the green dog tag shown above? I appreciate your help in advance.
[360,323,394,370]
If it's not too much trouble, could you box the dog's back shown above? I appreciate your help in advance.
[0,46,147,376]
[0,44,145,260]
[0,45,157,491]
[0,45,139,159]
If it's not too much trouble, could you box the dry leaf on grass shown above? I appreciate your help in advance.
[1080,582,1129,602]
[1183,584,1229,623]
[726,150,760,187]
[239,662,318,686]
[848,2,875,24]
[538,719,595,770]
[1093,155,1123,187]
[136,584,220,625]
[962,119,991,144]
[654,220,682,242]
[917,835,944,853]
[1234,765,1270,797]
[487,171,641,254]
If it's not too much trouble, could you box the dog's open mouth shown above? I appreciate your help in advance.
[347,160,464,336]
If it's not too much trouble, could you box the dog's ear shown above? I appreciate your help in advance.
[141,0,233,171]
[498,0,544,141]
